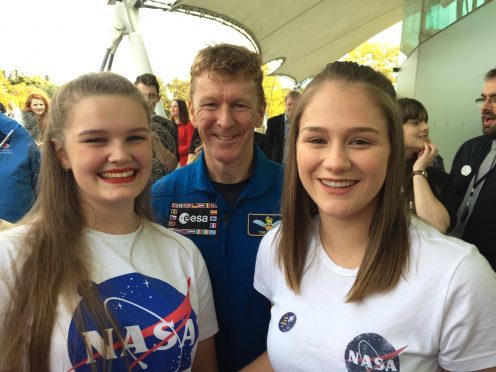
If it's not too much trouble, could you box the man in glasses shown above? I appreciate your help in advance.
[135,73,178,181]
[450,68,496,270]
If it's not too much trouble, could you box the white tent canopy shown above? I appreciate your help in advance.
[169,0,403,84]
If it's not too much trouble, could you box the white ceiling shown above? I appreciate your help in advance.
[171,0,403,84]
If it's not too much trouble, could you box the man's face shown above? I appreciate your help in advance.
[136,83,160,114]
[189,71,265,176]
[480,78,496,137]
[285,96,299,122]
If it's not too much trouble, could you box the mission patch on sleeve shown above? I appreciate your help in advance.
[247,213,281,236]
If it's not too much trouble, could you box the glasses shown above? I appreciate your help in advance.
[475,96,496,106]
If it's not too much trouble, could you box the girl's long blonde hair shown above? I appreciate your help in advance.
[1,72,152,371]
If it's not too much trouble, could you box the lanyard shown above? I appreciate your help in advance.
[460,159,496,222]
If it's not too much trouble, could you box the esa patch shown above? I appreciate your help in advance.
[247,213,281,236]
[167,202,218,236]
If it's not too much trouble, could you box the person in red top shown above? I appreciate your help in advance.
[171,99,194,166]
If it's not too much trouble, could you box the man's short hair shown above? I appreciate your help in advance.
[484,68,496,81]
[190,43,265,106]
[285,90,301,101]
[135,73,161,94]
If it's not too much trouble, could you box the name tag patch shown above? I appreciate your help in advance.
[168,202,218,236]
[247,213,281,236]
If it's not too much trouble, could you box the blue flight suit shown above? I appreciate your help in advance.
[152,146,283,371]
[0,114,40,222]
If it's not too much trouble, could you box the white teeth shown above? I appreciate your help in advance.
[321,180,355,188]
[100,170,135,178]
[216,135,235,141]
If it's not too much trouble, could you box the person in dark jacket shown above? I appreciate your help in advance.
[449,68,496,270]
[135,73,178,182]
[265,90,300,164]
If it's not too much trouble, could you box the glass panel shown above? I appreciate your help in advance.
[400,0,491,56]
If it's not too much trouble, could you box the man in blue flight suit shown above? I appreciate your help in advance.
[152,44,283,371]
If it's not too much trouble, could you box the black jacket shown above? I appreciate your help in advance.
[265,113,285,164]
[450,135,496,269]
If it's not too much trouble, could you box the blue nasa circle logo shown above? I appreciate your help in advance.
[67,273,198,371]
[344,333,407,371]
[278,312,297,332]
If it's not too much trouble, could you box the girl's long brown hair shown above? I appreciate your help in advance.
[277,61,410,302]
[0,72,152,370]
[172,99,190,124]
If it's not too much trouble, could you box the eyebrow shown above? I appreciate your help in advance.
[300,125,382,135]
[78,127,150,137]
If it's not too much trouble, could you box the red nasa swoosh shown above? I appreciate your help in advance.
[353,345,408,365]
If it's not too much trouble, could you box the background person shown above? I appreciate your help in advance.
[0,112,40,223]
[265,90,300,164]
[152,43,284,371]
[245,61,496,371]
[398,97,455,233]
[135,73,178,181]
[0,72,218,371]
[21,93,49,142]
[187,127,203,164]
[450,68,496,270]
[170,99,195,167]
[254,118,270,159]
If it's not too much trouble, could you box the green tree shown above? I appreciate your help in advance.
[10,74,58,98]
[0,70,57,113]
[0,71,18,108]
[263,69,292,121]
[342,42,399,84]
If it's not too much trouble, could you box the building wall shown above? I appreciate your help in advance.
[396,0,496,171]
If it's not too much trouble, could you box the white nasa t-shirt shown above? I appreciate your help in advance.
[254,218,496,372]
[0,221,218,371]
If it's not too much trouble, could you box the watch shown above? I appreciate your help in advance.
[412,169,428,178]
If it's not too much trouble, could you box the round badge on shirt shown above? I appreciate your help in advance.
[278,312,297,332]
[461,165,472,176]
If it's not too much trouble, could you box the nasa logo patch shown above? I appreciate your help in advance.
[67,273,198,371]
[278,312,297,332]
[344,333,407,371]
